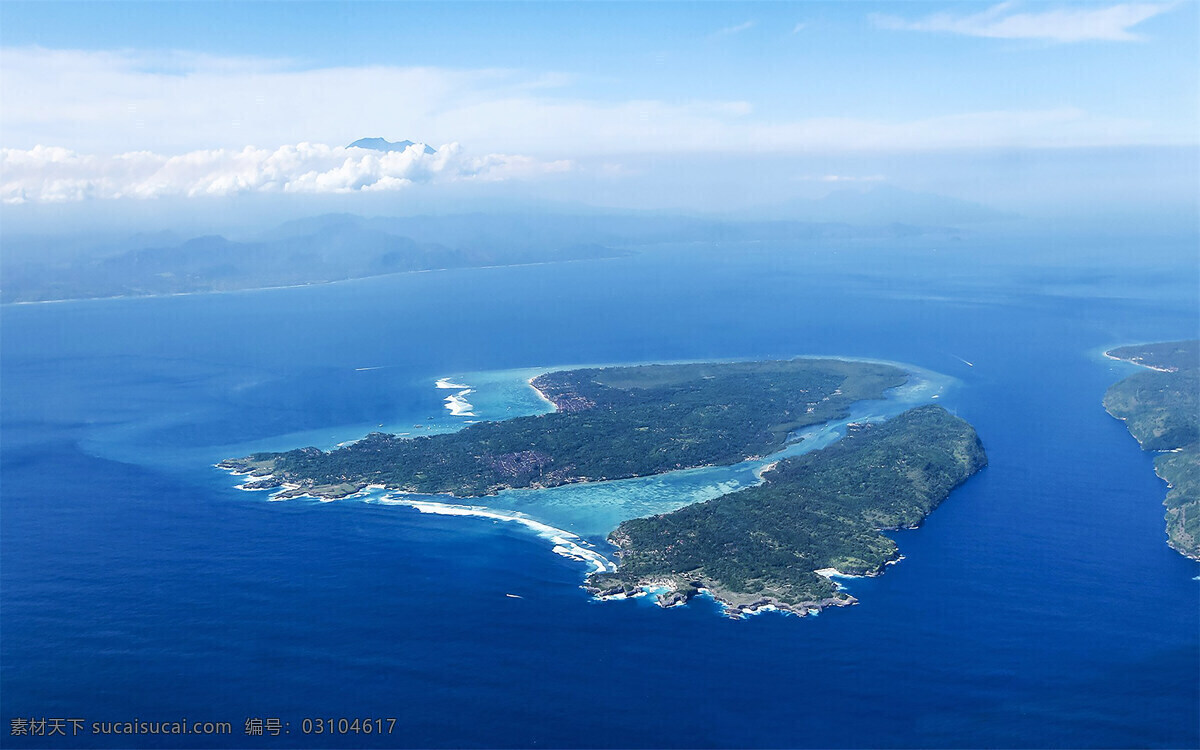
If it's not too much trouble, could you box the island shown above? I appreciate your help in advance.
[220,358,988,616]
[1104,340,1200,560]
[219,359,909,498]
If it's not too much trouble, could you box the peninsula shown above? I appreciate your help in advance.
[1104,340,1200,559]
[587,405,986,616]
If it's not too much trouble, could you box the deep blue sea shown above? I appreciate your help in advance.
[3,237,1198,748]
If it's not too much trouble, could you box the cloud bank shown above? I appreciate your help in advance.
[0,142,570,204]
[872,2,1174,42]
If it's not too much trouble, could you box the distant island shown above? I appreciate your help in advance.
[3,203,974,305]
[0,219,622,304]
[1104,340,1199,560]
[219,358,987,616]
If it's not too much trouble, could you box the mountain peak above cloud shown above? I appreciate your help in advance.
[348,137,436,155]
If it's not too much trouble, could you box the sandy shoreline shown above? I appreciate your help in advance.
[1103,350,1178,373]
[3,255,625,307]
[753,461,779,481]
[527,375,559,411]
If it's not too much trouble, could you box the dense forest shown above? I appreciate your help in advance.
[219,358,908,498]
[1104,340,1200,559]
[587,405,988,615]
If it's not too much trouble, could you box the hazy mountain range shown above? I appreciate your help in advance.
[0,185,1006,303]
[0,220,619,303]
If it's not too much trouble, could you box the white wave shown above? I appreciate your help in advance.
[370,496,616,575]
[814,567,866,579]
[234,473,274,491]
[444,390,477,417]
[436,377,478,417]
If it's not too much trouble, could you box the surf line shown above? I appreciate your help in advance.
[436,377,477,417]
[369,495,617,575]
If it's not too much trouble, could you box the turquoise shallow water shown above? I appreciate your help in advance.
[264,360,957,541]
[2,238,1197,748]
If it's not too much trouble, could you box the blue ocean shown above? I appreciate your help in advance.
[2,238,1198,748]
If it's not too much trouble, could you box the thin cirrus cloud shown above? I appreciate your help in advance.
[710,20,756,37]
[798,175,886,183]
[871,1,1176,42]
[0,143,571,204]
[0,47,579,155]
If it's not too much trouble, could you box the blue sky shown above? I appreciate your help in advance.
[5,2,1196,127]
[0,1,1196,216]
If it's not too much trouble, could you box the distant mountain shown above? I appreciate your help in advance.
[265,210,951,254]
[0,220,622,303]
[2,206,971,304]
[347,137,436,155]
[761,185,1011,226]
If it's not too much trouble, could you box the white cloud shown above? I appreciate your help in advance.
[791,22,808,34]
[871,2,1175,42]
[0,142,571,204]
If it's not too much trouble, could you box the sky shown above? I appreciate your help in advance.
[0,1,1196,225]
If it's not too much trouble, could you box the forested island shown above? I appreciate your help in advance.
[220,358,989,616]
[219,359,908,498]
[1104,340,1200,560]
[587,405,986,616]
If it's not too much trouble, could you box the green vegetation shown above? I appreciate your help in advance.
[1107,340,1200,375]
[219,358,908,498]
[222,360,990,617]
[1104,340,1200,559]
[586,405,987,615]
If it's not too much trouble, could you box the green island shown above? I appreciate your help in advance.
[220,358,988,617]
[587,405,986,616]
[219,359,908,498]
[1104,340,1200,560]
